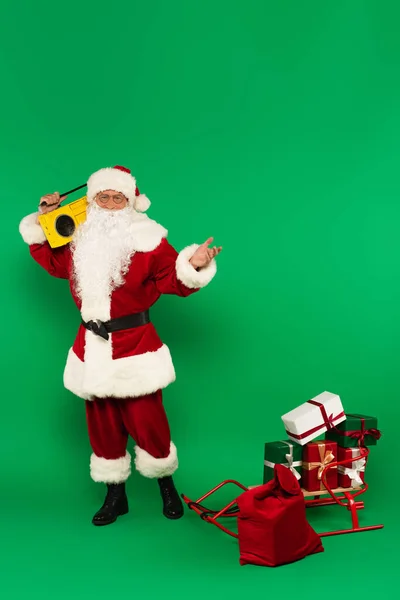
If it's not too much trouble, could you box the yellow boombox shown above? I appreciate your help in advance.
[38,181,88,248]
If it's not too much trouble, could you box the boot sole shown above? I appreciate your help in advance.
[92,506,129,526]
[163,510,184,520]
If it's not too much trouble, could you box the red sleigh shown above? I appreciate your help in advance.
[181,446,383,539]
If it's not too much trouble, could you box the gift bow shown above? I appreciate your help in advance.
[303,445,335,480]
[264,458,302,480]
[284,452,302,480]
[317,450,334,479]
[332,415,381,447]
[347,427,381,446]
[338,458,366,488]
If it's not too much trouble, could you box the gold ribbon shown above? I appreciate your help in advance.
[303,443,336,490]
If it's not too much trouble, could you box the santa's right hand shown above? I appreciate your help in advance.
[38,192,62,214]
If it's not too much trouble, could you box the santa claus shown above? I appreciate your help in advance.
[19,165,221,526]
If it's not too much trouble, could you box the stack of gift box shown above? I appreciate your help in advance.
[263,391,381,492]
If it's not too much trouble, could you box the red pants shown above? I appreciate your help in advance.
[85,390,178,484]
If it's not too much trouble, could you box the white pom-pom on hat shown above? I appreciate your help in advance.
[86,165,151,212]
[134,191,151,212]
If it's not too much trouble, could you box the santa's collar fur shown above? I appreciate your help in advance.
[116,211,168,252]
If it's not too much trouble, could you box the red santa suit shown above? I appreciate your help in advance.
[19,166,217,486]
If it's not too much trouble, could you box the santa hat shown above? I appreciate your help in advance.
[86,165,151,212]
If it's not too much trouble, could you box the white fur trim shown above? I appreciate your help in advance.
[134,442,178,478]
[19,213,47,245]
[87,168,137,204]
[123,213,167,252]
[90,452,131,483]
[135,194,151,213]
[63,342,176,400]
[175,244,217,289]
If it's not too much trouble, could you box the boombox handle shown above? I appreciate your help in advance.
[39,184,87,208]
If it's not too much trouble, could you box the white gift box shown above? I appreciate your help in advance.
[281,391,346,446]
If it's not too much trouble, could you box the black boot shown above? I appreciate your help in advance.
[158,476,184,520]
[92,483,129,526]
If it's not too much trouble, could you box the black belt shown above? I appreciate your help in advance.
[81,310,150,341]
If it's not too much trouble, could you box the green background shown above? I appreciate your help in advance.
[1,0,398,596]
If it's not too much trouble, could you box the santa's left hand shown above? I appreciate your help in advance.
[189,237,222,270]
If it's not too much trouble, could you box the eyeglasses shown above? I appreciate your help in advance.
[97,193,126,204]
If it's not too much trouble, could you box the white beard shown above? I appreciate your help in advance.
[71,203,138,321]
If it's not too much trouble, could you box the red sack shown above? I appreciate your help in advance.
[236,464,324,567]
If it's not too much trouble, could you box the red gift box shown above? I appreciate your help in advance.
[337,446,367,489]
[302,441,338,492]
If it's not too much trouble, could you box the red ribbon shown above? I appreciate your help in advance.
[331,415,381,447]
[285,399,345,441]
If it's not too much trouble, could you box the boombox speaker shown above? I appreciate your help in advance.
[38,195,88,248]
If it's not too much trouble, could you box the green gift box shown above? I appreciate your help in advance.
[325,413,381,448]
[263,439,303,483]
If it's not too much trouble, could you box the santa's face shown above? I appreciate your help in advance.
[94,189,128,210]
